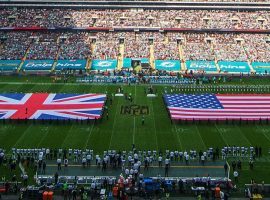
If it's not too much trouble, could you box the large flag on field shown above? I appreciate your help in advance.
[0,93,106,120]
[164,94,270,120]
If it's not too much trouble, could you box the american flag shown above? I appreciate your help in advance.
[164,94,270,120]
[0,93,106,120]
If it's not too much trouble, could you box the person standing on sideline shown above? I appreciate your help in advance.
[233,170,239,183]
[249,159,254,170]
[22,173,28,186]
[158,155,162,167]
[42,161,46,174]
[165,157,170,177]
[201,154,205,165]
[64,158,68,168]
[232,160,236,171]
[57,158,62,171]
[224,162,228,176]
[86,154,91,167]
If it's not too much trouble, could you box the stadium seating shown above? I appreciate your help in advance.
[1,7,270,74]
[1,9,270,30]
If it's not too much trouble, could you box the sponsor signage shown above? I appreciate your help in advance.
[22,60,54,70]
[91,59,117,71]
[55,60,86,70]
[186,60,217,72]
[123,58,132,68]
[0,60,21,71]
[218,61,250,73]
[155,60,180,71]
[252,62,270,74]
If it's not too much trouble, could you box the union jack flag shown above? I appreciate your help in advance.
[0,93,106,120]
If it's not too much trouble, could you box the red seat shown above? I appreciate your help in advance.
[48,191,54,200]
[0,188,6,193]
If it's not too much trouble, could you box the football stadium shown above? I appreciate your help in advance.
[1,0,270,200]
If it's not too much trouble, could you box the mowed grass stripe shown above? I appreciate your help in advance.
[257,126,270,145]
[239,125,270,149]
[215,124,251,147]
[134,87,157,150]
[109,86,134,151]
[176,124,206,151]
[149,98,159,150]
[234,125,252,146]
[173,124,183,150]
[61,125,92,149]
[214,124,229,146]
[13,125,48,148]
[154,93,181,151]
[0,84,8,91]
[197,124,227,149]
[0,124,29,150]
[87,86,119,152]
[37,125,73,149]
[0,83,34,93]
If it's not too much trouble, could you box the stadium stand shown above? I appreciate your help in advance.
[1,9,270,29]
[1,31,270,73]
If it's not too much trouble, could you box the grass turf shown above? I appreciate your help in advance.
[0,76,270,191]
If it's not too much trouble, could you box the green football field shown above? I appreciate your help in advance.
[1,76,270,189]
[0,76,270,152]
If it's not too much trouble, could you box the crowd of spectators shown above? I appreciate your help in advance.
[154,33,179,60]
[183,33,215,61]
[0,32,32,60]
[27,33,59,60]
[58,32,91,60]
[2,32,270,63]
[124,32,150,58]
[242,34,270,62]
[1,9,270,29]
[92,32,119,60]
[214,34,248,61]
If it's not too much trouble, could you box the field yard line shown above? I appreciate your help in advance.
[0,82,53,85]
[133,85,136,144]
[37,126,50,148]
[108,97,120,150]
[214,124,229,146]
[84,123,95,149]
[12,125,33,148]
[46,164,223,168]
[195,125,207,150]
[235,125,252,146]
[150,99,159,150]
[256,125,270,143]
[59,125,75,148]
[133,117,136,144]
[173,124,183,150]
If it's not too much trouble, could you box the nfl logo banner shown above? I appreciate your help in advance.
[164,94,270,121]
[0,93,106,120]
